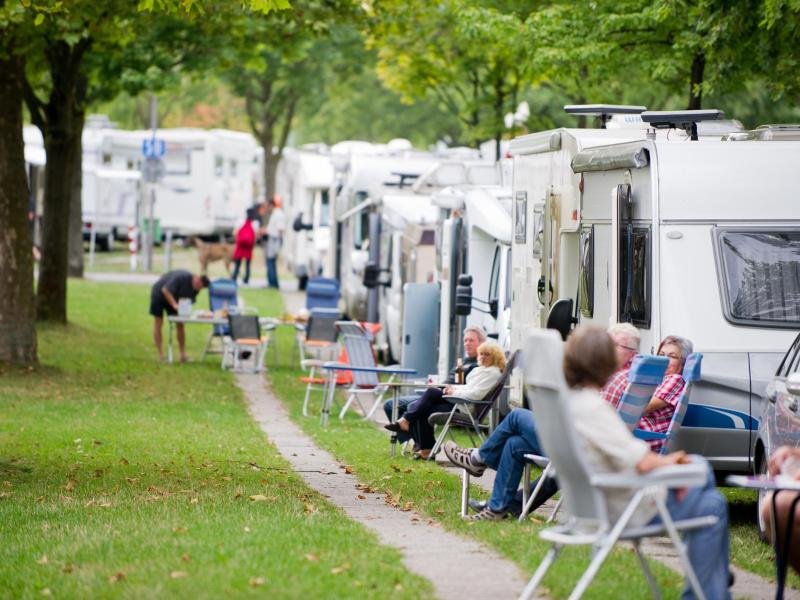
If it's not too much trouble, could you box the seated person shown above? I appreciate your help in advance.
[382,326,485,447]
[448,322,642,518]
[637,335,692,452]
[760,445,800,575]
[385,341,505,460]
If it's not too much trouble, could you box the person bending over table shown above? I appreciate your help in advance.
[760,445,800,574]
[382,325,486,448]
[385,341,505,460]
[149,269,209,362]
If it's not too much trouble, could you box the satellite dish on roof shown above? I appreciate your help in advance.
[564,104,647,129]
[641,109,724,141]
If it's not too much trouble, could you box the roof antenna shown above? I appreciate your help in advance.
[564,104,647,129]
[641,109,723,141]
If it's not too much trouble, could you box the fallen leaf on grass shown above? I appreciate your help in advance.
[390,464,401,472]
[119,457,129,465]
[108,571,126,583]
[40,588,51,596]
[84,499,112,508]
[249,494,276,502]
[357,494,366,500]
[172,526,187,534]
[93,440,102,446]
[401,501,414,511]
[303,503,317,514]
[170,571,188,579]
[403,468,412,474]
[434,509,446,515]
[124,477,138,484]
[62,563,75,574]
[243,526,251,533]
[64,479,77,492]
[330,563,351,575]
[36,555,49,565]
[248,576,266,587]
[180,554,191,563]
[395,583,403,591]
[0,492,13,499]
[343,465,354,474]
[189,498,199,504]
[304,554,319,562]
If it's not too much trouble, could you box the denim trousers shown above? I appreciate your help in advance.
[266,257,279,288]
[478,409,543,512]
[649,456,730,600]
[383,395,416,443]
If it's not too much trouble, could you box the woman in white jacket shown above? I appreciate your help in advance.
[385,341,506,459]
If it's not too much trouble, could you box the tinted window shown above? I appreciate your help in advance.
[214,155,224,177]
[320,190,330,227]
[716,230,800,328]
[489,246,500,301]
[619,226,651,328]
[778,333,800,377]
[579,226,594,318]
[504,249,512,309]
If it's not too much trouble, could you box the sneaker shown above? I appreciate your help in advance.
[468,498,487,512]
[443,441,485,477]
[464,506,507,521]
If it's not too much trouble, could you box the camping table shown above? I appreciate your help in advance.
[166,314,227,363]
[726,474,800,600]
[319,363,417,434]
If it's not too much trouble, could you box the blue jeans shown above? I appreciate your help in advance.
[383,395,417,443]
[648,456,730,600]
[266,257,279,288]
[478,408,543,513]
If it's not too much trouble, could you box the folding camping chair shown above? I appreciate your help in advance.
[222,314,269,373]
[320,334,415,426]
[202,278,238,360]
[297,309,342,416]
[519,329,715,600]
[634,353,703,454]
[430,351,519,464]
[518,353,669,521]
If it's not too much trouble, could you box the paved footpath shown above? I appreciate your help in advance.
[237,372,534,599]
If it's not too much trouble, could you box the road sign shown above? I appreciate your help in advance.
[142,137,166,159]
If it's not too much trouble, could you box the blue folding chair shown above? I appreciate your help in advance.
[634,353,703,454]
[202,278,238,360]
[519,354,668,521]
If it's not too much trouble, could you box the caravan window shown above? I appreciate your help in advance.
[504,249,512,309]
[489,246,501,302]
[319,190,330,227]
[214,155,224,177]
[579,226,594,318]
[165,152,191,176]
[715,229,800,328]
[618,226,651,328]
[229,159,237,176]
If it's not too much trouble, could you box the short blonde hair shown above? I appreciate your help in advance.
[607,322,640,351]
[477,341,506,370]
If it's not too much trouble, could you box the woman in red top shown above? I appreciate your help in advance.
[231,208,256,285]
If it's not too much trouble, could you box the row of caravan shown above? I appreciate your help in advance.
[282,108,799,478]
[24,120,263,248]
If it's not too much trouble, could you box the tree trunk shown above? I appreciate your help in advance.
[0,54,38,365]
[67,112,85,277]
[688,53,705,110]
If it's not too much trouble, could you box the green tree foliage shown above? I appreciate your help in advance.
[367,0,533,153]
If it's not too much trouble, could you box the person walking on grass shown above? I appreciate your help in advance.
[149,270,209,362]
[261,196,286,289]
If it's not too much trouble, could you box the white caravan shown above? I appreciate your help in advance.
[432,184,513,380]
[100,128,259,236]
[567,128,800,474]
[274,147,335,286]
[333,150,438,321]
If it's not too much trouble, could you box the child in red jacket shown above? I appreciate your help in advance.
[231,208,256,285]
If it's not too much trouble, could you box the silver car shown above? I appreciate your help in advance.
[754,331,800,536]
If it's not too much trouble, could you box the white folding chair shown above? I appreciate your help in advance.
[519,329,716,600]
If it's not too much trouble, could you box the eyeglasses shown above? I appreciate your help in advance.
[615,342,638,352]
[478,352,492,357]
[658,352,682,360]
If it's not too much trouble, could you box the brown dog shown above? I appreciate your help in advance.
[190,236,233,275]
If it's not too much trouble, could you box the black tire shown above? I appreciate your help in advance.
[756,453,769,542]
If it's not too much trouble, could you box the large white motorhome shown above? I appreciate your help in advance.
[565,116,800,474]
[432,184,513,381]
[100,128,259,236]
[275,146,335,287]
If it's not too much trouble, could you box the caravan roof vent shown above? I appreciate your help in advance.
[641,109,723,140]
[564,104,647,128]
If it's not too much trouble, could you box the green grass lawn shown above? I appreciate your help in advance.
[0,280,432,598]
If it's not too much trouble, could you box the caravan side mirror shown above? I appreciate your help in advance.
[364,262,380,289]
[546,298,576,341]
[455,274,473,316]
